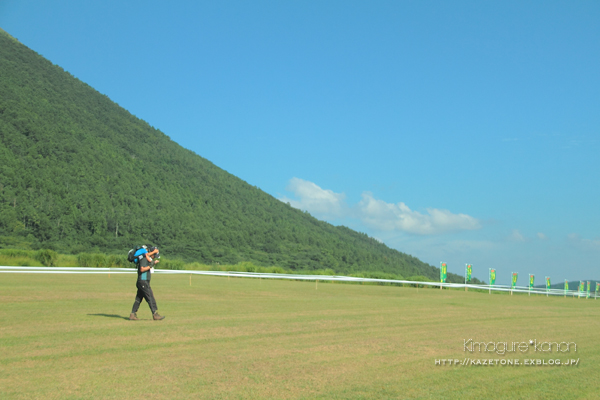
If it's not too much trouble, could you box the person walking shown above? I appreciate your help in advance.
[130,246,165,320]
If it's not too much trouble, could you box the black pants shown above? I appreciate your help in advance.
[132,280,158,314]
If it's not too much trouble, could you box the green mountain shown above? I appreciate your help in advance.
[0,28,467,282]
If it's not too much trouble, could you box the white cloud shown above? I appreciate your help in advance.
[357,192,480,235]
[508,231,548,242]
[279,178,346,218]
[567,233,600,250]
[509,229,526,242]
[567,233,580,241]
[280,179,481,235]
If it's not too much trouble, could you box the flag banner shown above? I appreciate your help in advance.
[529,274,534,290]
[511,272,518,289]
[466,264,472,282]
[440,262,447,283]
[587,281,591,297]
[546,277,551,291]
[579,281,584,293]
[596,282,599,293]
[490,269,496,286]
[565,280,569,292]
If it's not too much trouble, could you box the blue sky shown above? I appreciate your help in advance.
[2,1,599,284]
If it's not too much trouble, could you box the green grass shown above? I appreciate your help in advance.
[1,273,598,399]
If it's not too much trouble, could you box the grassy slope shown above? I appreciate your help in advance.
[1,273,598,399]
[0,28,454,281]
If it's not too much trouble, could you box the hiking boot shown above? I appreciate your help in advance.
[129,313,138,321]
[153,312,165,321]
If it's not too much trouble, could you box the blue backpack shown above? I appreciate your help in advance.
[127,246,147,263]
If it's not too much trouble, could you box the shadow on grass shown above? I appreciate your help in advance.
[88,313,130,320]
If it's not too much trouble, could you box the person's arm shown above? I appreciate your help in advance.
[145,248,159,262]
[139,265,152,272]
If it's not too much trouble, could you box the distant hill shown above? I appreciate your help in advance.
[537,280,598,292]
[0,27,473,282]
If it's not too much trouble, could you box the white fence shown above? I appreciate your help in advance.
[0,266,595,298]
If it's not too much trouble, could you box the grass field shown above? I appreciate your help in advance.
[1,273,598,399]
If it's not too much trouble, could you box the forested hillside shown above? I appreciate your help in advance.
[0,28,463,281]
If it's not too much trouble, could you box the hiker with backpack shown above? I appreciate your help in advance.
[129,246,165,321]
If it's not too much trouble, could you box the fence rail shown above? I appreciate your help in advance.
[0,266,595,298]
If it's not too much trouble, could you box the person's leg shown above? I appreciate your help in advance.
[132,284,144,313]
[137,280,158,314]
[146,286,158,313]
[139,282,164,320]
[130,282,145,320]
